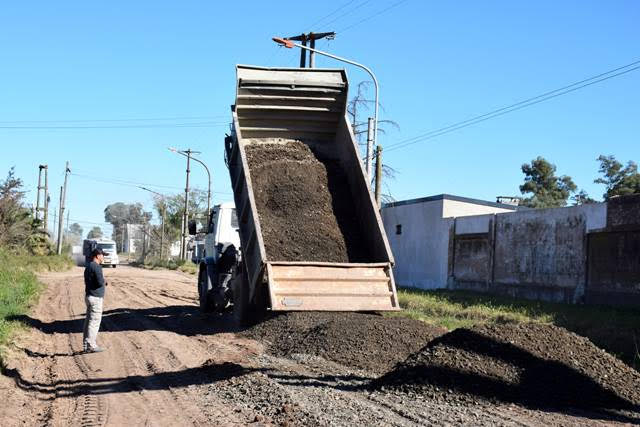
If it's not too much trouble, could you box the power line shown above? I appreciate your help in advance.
[321,0,375,28]
[0,115,227,124]
[0,121,229,130]
[68,218,113,227]
[337,0,410,34]
[70,172,232,195]
[306,0,358,30]
[380,59,640,155]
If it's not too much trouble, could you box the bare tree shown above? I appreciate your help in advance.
[346,81,400,199]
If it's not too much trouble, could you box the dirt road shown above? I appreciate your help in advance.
[0,267,636,426]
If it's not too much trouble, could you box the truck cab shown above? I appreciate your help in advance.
[204,202,240,263]
[197,202,240,312]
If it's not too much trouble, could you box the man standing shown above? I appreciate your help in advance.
[83,248,107,353]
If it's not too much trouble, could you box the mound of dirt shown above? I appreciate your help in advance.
[243,312,445,374]
[375,323,640,411]
[245,139,370,262]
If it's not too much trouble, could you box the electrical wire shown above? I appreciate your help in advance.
[337,0,410,34]
[305,0,358,31]
[0,121,229,130]
[0,115,227,124]
[68,218,113,227]
[70,172,232,195]
[321,0,375,28]
[376,59,640,156]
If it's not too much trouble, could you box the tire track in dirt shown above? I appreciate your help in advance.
[6,266,634,426]
[99,274,250,425]
[61,281,108,427]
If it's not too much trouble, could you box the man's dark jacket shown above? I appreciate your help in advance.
[84,261,106,297]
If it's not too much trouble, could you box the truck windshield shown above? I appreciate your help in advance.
[97,243,116,252]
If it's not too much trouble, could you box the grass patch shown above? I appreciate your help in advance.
[390,288,640,370]
[0,249,74,363]
[131,258,199,275]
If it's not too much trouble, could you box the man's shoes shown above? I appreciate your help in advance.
[84,346,105,353]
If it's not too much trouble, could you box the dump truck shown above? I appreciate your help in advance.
[197,65,399,323]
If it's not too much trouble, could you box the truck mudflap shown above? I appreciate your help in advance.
[266,262,400,311]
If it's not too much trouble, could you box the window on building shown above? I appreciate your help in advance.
[396,224,402,235]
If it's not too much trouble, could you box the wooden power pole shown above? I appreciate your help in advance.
[181,150,193,260]
[375,146,383,207]
[56,162,70,255]
[284,32,335,68]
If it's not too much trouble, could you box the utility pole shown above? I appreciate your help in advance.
[274,37,379,180]
[142,218,147,262]
[121,223,125,253]
[35,165,50,231]
[43,166,49,233]
[53,207,57,242]
[284,32,335,68]
[35,166,43,221]
[375,145,383,207]
[181,149,194,260]
[56,162,70,255]
[56,187,63,252]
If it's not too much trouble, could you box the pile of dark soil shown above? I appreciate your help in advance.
[245,140,370,262]
[375,323,640,411]
[242,312,445,374]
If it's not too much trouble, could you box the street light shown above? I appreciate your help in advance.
[168,148,212,220]
[273,37,379,178]
[168,147,212,260]
[139,186,167,261]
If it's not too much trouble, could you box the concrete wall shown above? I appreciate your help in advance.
[386,193,639,306]
[448,202,639,304]
[491,206,593,302]
[382,195,517,290]
[586,195,640,306]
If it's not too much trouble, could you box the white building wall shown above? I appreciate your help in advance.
[443,199,515,218]
[383,199,448,289]
[382,195,519,290]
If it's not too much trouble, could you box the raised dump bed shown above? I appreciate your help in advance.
[226,65,399,313]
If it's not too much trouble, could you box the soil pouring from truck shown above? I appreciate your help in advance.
[197,65,399,324]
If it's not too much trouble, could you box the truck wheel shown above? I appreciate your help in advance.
[232,269,250,326]
[112,265,117,268]
[198,267,214,313]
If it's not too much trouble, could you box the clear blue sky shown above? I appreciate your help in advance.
[1,1,638,236]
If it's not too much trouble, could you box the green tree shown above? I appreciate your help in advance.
[68,222,83,236]
[594,155,640,200]
[65,222,84,245]
[147,190,207,258]
[87,226,103,239]
[571,190,596,206]
[520,157,577,208]
[0,168,52,254]
[104,202,152,251]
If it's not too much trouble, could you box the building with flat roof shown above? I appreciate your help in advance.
[382,194,519,290]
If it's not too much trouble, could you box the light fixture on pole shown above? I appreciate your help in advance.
[168,148,212,260]
[273,37,379,179]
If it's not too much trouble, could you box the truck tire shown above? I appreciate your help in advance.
[233,267,268,327]
[198,267,214,313]
[232,269,250,326]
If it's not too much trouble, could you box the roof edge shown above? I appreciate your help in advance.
[383,194,520,210]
